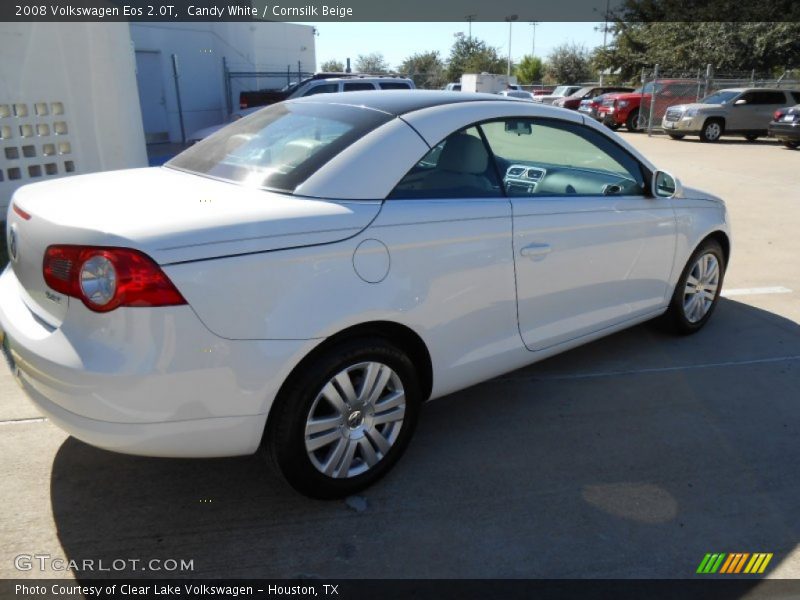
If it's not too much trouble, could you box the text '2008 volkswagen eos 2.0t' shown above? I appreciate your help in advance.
[1,92,731,498]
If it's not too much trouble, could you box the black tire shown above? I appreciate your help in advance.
[604,121,621,131]
[699,119,724,143]
[660,239,726,335]
[625,109,644,132]
[784,140,799,149]
[266,337,421,499]
[744,134,759,142]
[668,134,685,140]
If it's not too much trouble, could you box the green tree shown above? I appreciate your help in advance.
[594,7,800,79]
[515,55,544,84]
[398,51,446,89]
[355,52,391,74]
[319,59,344,72]
[545,43,592,84]
[446,37,508,82]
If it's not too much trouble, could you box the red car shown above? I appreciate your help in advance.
[598,80,699,132]
[552,86,634,110]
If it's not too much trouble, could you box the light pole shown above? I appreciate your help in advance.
[529,22,538,57]
[466,14,476,40]
[505,14,518,77]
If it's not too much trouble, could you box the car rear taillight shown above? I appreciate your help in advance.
[43,246,186,312]
[774,109,784,120]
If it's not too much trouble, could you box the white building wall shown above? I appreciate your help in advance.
[129,22,316,143]
[0,23,148,212]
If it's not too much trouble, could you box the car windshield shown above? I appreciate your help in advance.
[167,101,391,193]
[552,86,571,96]
[700,91,739,105]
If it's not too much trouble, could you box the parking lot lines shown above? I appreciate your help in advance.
[722,286,793,297]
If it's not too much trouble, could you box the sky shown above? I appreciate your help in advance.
[303,22,610,72]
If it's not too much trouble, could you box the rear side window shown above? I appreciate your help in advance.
[343,82,376,92]
[389,127,501,199]
[379,82,411,90]
[792,91,800,103]
[302,83,338,97]
[753,91,789,105]
[167,102,391,193]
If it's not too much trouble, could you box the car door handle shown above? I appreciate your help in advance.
[520,243,552,259]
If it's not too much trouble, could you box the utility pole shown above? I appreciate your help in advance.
[529,22,538,57]
[466,14,476,40]
[505,15,518,77]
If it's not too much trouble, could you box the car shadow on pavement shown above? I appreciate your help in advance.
[49,298,800,579]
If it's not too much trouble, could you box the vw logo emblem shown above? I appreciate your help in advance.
[8,224,18,262]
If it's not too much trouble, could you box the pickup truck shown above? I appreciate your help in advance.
[597,80,699,132]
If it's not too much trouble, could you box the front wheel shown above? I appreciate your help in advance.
[784,140,799,149]
[661,239,726,334]
[668,134,685,140]
[267,338,421,499]
[700,119,723,143]
[626,109,646,132]
[744,134,759,142]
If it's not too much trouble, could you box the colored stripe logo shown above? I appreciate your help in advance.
[697,553,773,574]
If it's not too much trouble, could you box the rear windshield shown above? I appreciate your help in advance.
[167,102,392,193]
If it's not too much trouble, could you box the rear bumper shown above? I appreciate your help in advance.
[768,122,800,141]
[0,265,314,457]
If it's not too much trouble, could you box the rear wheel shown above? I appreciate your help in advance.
[744,134,759,142]
[700,119,723,143]
[668,134,685,140]
[661,239,726,335]
[783,140,799,149]
[267,338,421,499]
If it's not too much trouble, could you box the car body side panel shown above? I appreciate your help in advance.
[166,197,524,400]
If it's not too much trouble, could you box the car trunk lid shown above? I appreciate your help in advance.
[8,167,381,323]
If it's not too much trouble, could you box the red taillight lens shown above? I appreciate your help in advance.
[774,110,784,120]
[43,246,186,313]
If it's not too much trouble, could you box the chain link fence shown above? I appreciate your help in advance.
[636,66,800,134]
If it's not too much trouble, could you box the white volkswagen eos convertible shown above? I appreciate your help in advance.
[1,92,730,498]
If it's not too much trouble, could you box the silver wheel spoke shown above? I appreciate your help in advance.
[373,405,405,426]
[358,436,379,467]
[335,440,359,478]
[306,428,342,452]
[358,363,381,404]
[334,371,358,405]
[320,382,348,414]
[323,438,348,476]
[305,415,343,436]
[375,390,405,411]
[365,365,392,406]
[367,428,392,455]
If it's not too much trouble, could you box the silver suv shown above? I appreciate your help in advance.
[289,75,415,98]
[662,88,800,142]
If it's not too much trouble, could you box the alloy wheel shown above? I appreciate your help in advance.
[304,361,406,479]
[704,122,722,141]
[683,253,720,323]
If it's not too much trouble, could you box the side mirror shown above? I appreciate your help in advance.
[734,98,747,105]
[652,170,682,198]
